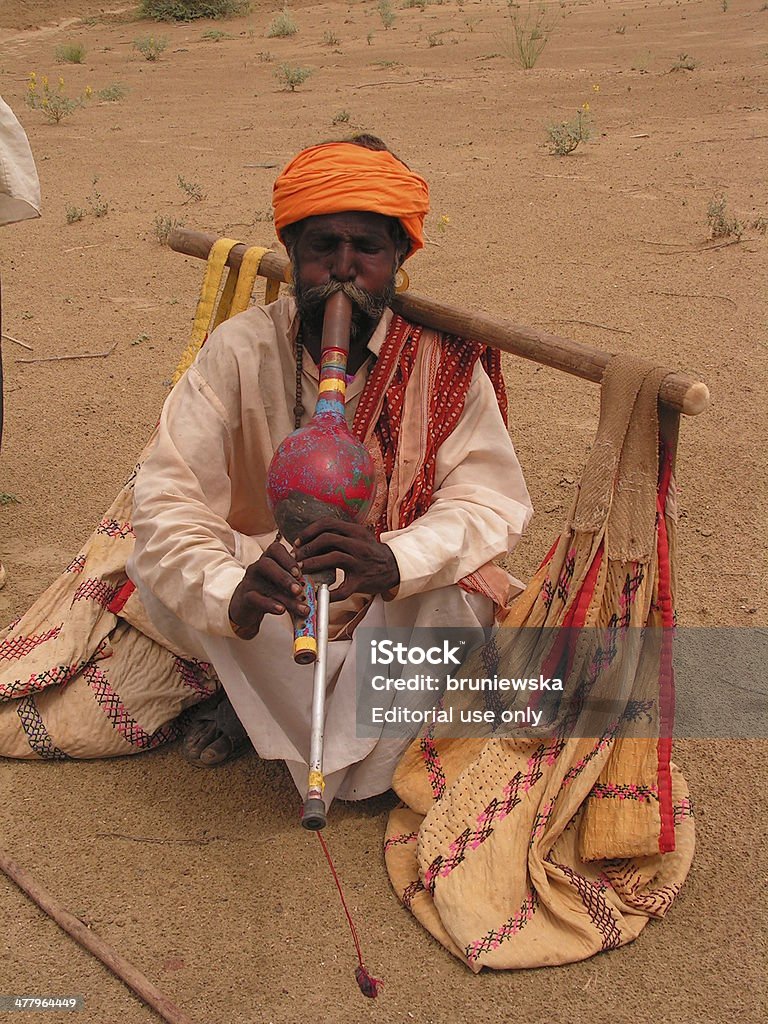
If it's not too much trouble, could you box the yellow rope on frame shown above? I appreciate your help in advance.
[171,243,273,386]
[171,237,240,386]
[229,246,270,317]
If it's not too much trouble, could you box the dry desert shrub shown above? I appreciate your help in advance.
[378,1,396,29]
[275,63,313,91]
[133,36,169,60]
[707,195,743,240]
[97,82,128,101]
[55,42,86,64]
[506,3,556,70]
[140,0,250,20]
[546,104,592,155]
[153,214,185,245]
[25,73,91,124]
[671,52,697,71]
[177,175,205,202]
[267,9,298,37]
[87,178,109,218]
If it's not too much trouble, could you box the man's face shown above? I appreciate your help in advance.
[290,211,404,341]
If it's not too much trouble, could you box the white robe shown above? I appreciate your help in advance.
[128,298,533,799]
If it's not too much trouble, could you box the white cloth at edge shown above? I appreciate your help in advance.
[0,96,41,226]
[127,296,533,797]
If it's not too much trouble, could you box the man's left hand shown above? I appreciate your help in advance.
[293,518,400,602]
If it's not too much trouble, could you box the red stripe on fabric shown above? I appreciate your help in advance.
[568,547,604,630]
[107,579,135,615]
[537,538,560,573]
[539,546,604,695]
[655,443,676,853]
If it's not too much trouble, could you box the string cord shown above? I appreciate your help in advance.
[314,827,383,999]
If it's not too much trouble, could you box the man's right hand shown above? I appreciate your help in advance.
[227,540,310,640]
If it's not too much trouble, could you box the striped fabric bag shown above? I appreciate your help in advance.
[0,241,274,758]
[385,355,695,969]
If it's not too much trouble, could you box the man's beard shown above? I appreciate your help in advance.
[292,275,395,342]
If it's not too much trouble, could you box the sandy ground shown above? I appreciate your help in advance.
[0,1,766,1022]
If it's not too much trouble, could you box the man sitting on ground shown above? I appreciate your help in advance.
[127,135,533,802]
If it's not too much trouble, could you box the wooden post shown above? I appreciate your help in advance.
[168,227,710,417]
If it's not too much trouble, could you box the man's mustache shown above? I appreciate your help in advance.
[294,278,391,319]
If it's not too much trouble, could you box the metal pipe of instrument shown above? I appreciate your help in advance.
[265,289,375,829]
[300,291,352,829]
[301,581,330,830]
[299,291,356,829]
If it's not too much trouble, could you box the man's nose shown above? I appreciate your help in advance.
[330,243,357,282]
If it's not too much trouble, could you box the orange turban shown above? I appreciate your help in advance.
[272,142,429,258]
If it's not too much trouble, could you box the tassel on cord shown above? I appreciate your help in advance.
[314,828,383,999]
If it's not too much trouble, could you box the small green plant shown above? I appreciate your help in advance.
[403,0,428,9]
[615,23,626,34]
[0,493,20,506]
[131,332,150,346]
[366,31,374,44]
[66,205,86,223]
[720,0,729,9]
[133,35,169,60]
[707,195,743,239]
[258,50,273,62]
[378,0,396,29]
[88,178,109,217]
[546,104,591,155]
[751,215,768,235]
[506,3,555,69]
[275,63,313,90]
[332,109,351,124]
[671,52,697,71]
[97,82,128,101]
[140,0,250,20]
[427,33,443,46]
[201,29,233,40]
[55,42,87,64]
[153,213,185,244]
[267,9,298,37]
[322,30,340,45]
[177,174,205,202]
[25,73,89,124]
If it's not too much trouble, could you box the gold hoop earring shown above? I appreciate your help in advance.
[394,268,410,293]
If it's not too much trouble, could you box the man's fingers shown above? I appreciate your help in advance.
[294,518,364,548]
[252,555,304,598]
[263,541,302,576]
[244,590,287,616]
[299,552,353,577]
[245,588,310,618]
[295,534,364,563]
